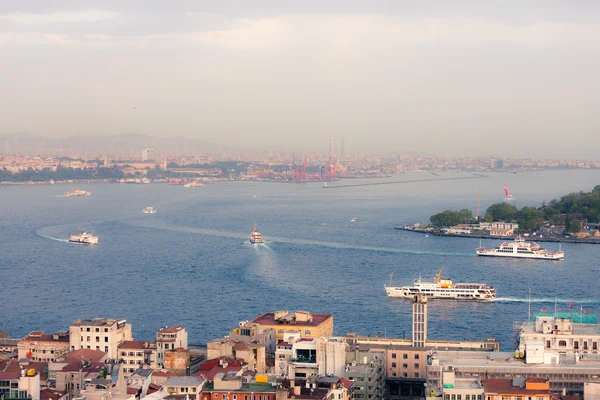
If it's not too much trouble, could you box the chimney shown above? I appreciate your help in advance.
[377,331,381,338]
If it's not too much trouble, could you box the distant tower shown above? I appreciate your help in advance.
[329,137,336,157]
[412,294,428,347]
[104,155,109,168]
[341,139,348,157]
[142,148,154,161]
[162,157,167,170]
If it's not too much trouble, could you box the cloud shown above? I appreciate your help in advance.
[0,9,118,24]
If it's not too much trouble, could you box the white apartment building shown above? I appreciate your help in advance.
[156,326,188,368]
[69,318,133,359]
[275,333,347,379]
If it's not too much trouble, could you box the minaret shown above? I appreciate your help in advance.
[412,293,428,347]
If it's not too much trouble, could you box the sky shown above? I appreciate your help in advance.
[1,1,600,158]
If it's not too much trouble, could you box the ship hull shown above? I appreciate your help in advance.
[69,239,98,245]
[476,251,563,260]
[385,287,495,301]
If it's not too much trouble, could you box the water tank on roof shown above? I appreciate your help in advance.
[27,369,36,376]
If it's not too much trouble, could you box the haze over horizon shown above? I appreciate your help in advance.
[2,1,600,158]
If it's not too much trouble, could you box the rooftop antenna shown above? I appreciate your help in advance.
[388,272,394,287]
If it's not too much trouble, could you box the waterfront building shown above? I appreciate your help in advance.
[488,222,518,237]
[0,336,20,357]
[251,311,334,342]
[156,326,188,368]
[18,331,70,362]
[118,340,157,376]
[0,363,41,400]
[518,312,600,357]
[69,318,133,359]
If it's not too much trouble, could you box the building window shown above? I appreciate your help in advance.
[559,340,567,347]
[452,395,456,400]
[304,330,311,335]
[445,396,450,400]
[594,342,598,350]
[414,354,419,360]
[105,328,108,333]
[466,395,470,400]
[105,346,109,352]
[392,353,397,359]
[584,342,589,350]
[392,372,396,377]
[87,336,90,341]
[96,346,100,351]
[546,340,551,349]
[402,364,408,368]
[105,337,109,342]
[96,337,100,342]
[414,363,419,369]
[233,396,236,400]
[86,328,90,332]
[392,362,396,368]
[402,373,408,378]
[457,395,461,400]
[574,341,579,349]
[96,328,100,332]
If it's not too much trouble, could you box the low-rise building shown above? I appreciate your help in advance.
[69,318,133,359]
[482,378,557,400]
[165,348,191,375]
[199,373,277,400]
[156,326,188,368]
[18,331,70,362]
[118,341,157,376]
[275,336,347,379]
[488,222,518,237]
[229,321,276,354]
[207,339,266,373]
[163,376,205,400]
[252,311,334,342]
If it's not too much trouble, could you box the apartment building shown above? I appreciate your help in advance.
[69,318,132,359]
[252,311,334,342]
[118,340,157,376]
[18,331,70,362]
[156,326,188,368]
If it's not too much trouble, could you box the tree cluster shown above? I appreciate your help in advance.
[430,209,476,227]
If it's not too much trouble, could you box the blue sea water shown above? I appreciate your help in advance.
[1,170,599,350]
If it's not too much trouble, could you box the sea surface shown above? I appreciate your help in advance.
[1,170,599,350]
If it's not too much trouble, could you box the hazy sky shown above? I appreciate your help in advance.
[2,1,600,157]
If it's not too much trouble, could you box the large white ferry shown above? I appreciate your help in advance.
[476,237,564,260]
[385,268,496,301]
[249,222,263,244]
[65,189,91,197]
[69,229,99,244]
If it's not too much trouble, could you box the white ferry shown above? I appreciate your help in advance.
[65,189,91,197]
[69,229,99,245]
[476,237,564,260]
[184,181,204,188]
[385,269,496,301]
[143,207,156,214]
[250,222,263,244]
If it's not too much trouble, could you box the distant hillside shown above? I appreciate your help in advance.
[0,133,245,155]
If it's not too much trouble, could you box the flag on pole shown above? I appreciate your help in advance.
[569,302,575,307]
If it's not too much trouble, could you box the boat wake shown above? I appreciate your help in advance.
[128,220,469,257]
[496,297,600,304]
[35,229,69,243]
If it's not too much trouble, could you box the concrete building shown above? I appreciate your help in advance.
[488,222,518,237]
[252,311,334,342]
[200,373,277,400]
[163,376,205,400]
[229,321,276,354]
[208,338,267,373]
[343,360,385,400]
[118,341,157,376]
[18,331,70,362]
[142,149,154,161]
[329,138,336,157]
[156,326,188,368]
[518,313,600,357]
[275,335,347,379]
[164,348,191,375]
[439,370,483,400]
[482,378,556,400]
[69,318,133,359]
[412,295,427,348]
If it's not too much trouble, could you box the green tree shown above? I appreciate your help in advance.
[569,220,582,233]
[485,202,518,222]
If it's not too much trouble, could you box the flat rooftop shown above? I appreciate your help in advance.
[252,312,332,327]
[434,351,600,370]
[71,318,124,327]
[202,382,277,393]
[520,322,600,336]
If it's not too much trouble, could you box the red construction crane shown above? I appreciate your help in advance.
[329,156,339,181]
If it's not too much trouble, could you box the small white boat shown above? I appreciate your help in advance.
[321,223,327,226]
[425,234,429,238]
[143,207,156,214]
[250,222,263,244]
[184,181,204,188]
[350,217,357,222]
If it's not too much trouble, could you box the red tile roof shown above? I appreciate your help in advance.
[119,340,150,350]
[62,349,106,364]
[0,371,20,380]
[40,389,66,400]
[158,326,184,334]
[21,332,69,344]
[340,379,355,389]
[197,357,246,371]
[127,387,140,395]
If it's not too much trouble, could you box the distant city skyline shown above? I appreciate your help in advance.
[2,1,600,158]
